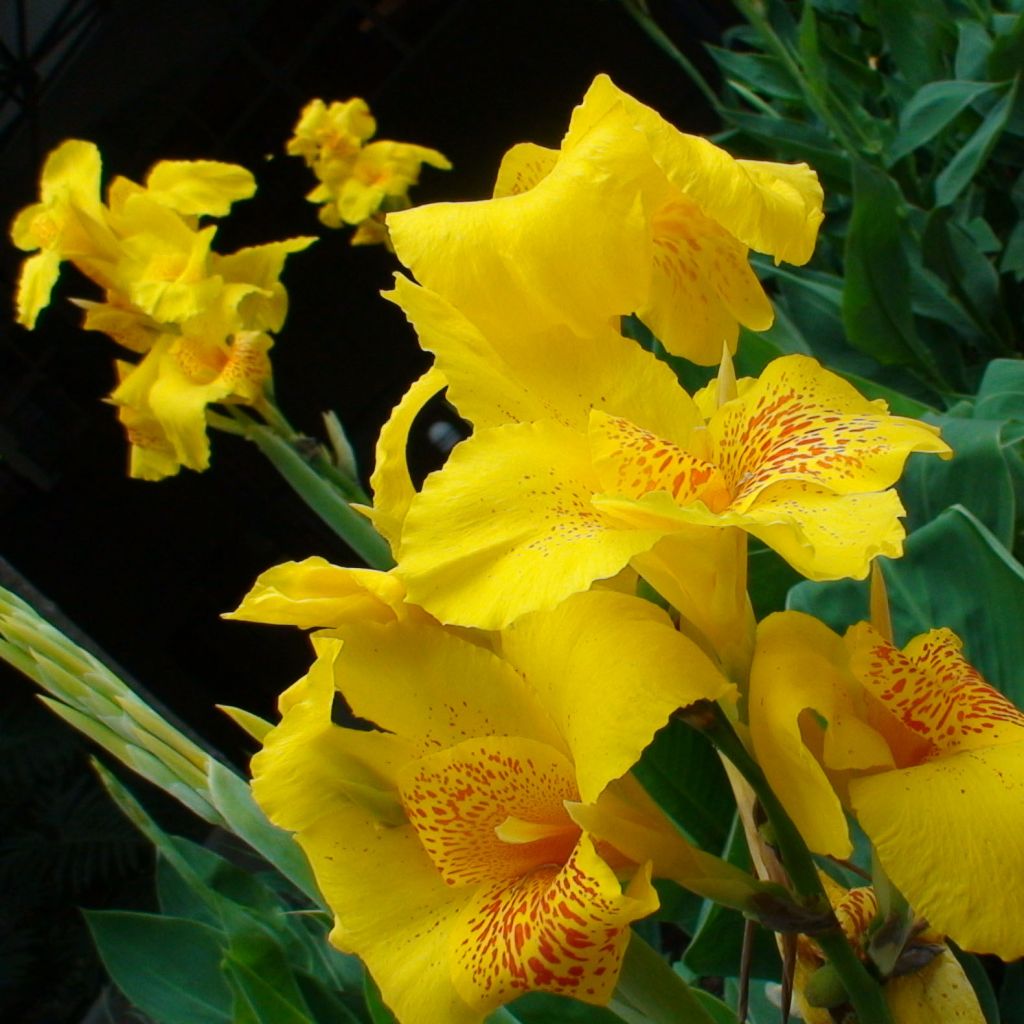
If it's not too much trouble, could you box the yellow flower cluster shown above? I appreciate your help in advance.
[10,141,313,479]
[287,97,451,244]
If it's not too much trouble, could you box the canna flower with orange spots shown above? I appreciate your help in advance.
[235,559,760,1024]
[749,611,1024,960]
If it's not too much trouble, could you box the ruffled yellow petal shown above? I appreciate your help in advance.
[846,624,1024,754]
[75,295,163,353]
[570,75,824,265]
[397,421,666,629]
[215,236,315,332]
[385,275,703,439]
[449,833,658,1013]
[326,618,564,756]
[749,612,895,857]
[850,740,1024,958]
[500,589,735,801]
[144,159,256,217]
[387,103,654,343]
[226,557,407,628]
[399,736,579,887]
[367,364,447,553]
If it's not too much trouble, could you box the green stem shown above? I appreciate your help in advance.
[617,1,722,112]
[695,704,894,1024]
[611,932,726,1024]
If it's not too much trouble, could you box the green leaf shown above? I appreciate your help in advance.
[900,415,1016,547]
[935,79,1019,207]
[720,109,852,182]
[1001,219,1024,279]
[224,953,315,1024]
[866,0,953,88]
[975,358,1024,420]
[788,506,1024,704]
[363,973,398,1024]
[84,910,232,1024]
[708,47,802,100]
[842,161,937,377]
[888,80,1001,163]
[956,20,993,80]
[506,993,621,1023]
[692,989,746,1024]
[989,12,1024,81]
[207,760,321,905]
[632,717,735,853]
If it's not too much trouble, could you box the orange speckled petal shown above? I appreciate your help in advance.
[493,142,558,197]
[449,832,658,1013]
[850,741,1024,959]
[708,355,951,504]
[399,736,579,887]
[589,409,730,509]
[846,624,1024,754]
[885,948,986,1023]
[397,421,667,629]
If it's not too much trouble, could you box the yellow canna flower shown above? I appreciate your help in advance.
[111,326,274,478]
[237,560,758,1024]
[793,879,984,1023]
[374,278,950,645]
[288,96,450,243]
[749,612,1024,959]
[387,74,823,365]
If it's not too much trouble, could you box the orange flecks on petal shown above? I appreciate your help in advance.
[399,737,580,888]
[450,833,657,1013]
[833,886,879,952]
[589,410,730,512]
[493,143,559,198]
[847,624,1024,755]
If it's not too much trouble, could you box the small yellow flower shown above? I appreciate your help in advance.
[238,560,752,1023]
[750,612,1024,959]
[388,74,823,364]
[288,97,450,242]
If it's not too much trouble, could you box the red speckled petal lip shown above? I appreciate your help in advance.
[399,736,580,888]
[847,624,1024,757]
[449,832,657,1013]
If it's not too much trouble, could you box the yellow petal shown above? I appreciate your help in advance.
[215,236,315,331]
[492,142,558,197]
[749,612,895,857]
[885,949,987,1024]
[385,275,703,439]
[850,740,1024,959]
[144,159,256,217]
[14,250,61,328]
[387,102,654,343]
[326,618,565,756]
[398,735,579,886]
[449,833,658,1012]
[500,589,735,802]
[367,364,447,553]
[397,421,667,629]
[226,557,407,628]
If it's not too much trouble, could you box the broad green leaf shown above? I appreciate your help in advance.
[363,974,398,1024]
[207,759,321,904]
[506,993,620,1023]
[989,11,1024,80]
[632,717,735,853]
[224,953,314,1024]
[692,989,745,1024]
[723,979,782,1024]
[294,971,367,1024]
[749,542,804,619]
[866,0,953,88]
[888,80,1001,163]
[1001,219,1024,280]
[956,20,993,80]
[975,358,1024,420]
[708,47,802,100]
[721,109,852,182]
[842,161,937,377]
[900,416,1015,547]
[935,80,1018,206]
[84,910,232,1024]
[788,506,1024,704]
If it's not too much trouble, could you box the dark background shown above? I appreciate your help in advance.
[0,0,726,753]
